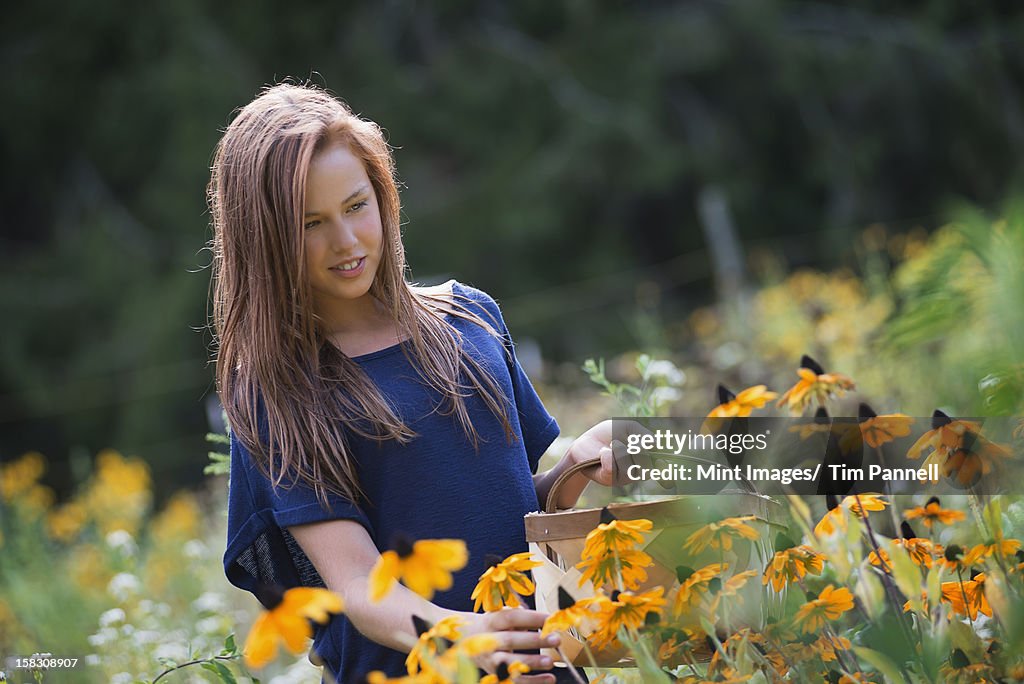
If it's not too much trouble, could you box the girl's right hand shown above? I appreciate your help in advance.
[462,608,561,683]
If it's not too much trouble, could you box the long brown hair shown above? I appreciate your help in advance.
[208,83,514,507]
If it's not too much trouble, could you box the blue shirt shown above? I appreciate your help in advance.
[223,282,560,681]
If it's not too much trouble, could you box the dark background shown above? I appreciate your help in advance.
[2,1,1022,499]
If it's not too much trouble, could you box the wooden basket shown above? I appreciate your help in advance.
[524,458,783,666]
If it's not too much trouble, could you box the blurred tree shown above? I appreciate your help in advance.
[1,0,1022,490]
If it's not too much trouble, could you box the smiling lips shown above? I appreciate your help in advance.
[329,256,366,278]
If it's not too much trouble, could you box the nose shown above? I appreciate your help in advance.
[327,217,358,252]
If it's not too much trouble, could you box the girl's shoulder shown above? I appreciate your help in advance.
[412,279,504,324]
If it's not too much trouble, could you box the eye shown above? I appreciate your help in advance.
[346,200,368,214]
[304,219,321,230]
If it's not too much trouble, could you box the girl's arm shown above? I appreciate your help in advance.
[286,519,560,682]
[533,420,617,510]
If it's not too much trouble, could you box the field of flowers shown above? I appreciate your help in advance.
[1,208,1022,683]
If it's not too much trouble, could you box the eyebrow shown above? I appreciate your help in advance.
[304,184,369,217]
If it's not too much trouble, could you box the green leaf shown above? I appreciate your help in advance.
[886,543,921,602]
[221,633,237,656]
[201,660,237,684]
[853,646,907,684]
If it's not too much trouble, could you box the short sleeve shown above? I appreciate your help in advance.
[223,428,373,604]
[457,283,561,473]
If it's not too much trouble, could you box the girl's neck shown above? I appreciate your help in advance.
[315,294,405,357]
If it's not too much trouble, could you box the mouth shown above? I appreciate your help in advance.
[331,257,364,271]
[329,256,366,278]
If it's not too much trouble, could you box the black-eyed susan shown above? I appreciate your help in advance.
[581,510,653,558]
[683,515,759,555]
[940,574,991,620]
[672,563,728,617]
[938,648,996,684]
[707,384,778,419]
[471,552,541,612]
[763,544,825,592]
[938,544,970,573]
[405,615,463,676]
[576,547,653,591]
[369,533,468,602]
[868,536,941,570]
[784,632,851,663]
[480,661,530,684]
[586,588,667,650]
[789,407,833,440]
[904,496,966,529]
[707,570,758,614]
[963,538,1023,566]
[792,585,855,634]
[543,587,596,636]
[855,403,914,448]
[243,584,344,669]
[814,493,888,538]
[776,355,855,415]
[907,411,977,455]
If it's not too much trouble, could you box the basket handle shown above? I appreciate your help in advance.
[544,457,602,514]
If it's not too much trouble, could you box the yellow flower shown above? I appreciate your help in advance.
[243,585,343,669]
[938,648,997,684]
[763,545,824,592]
[707,385,778,419]
[46,501,88,543]
[906,412,1011,487]
[868,537,940,570]
[543,587,595,636]
[1,452,46,501]
[587,588,666,650]
[814,493,888,538]
[672,563,728,617]
[776,356,855,415]
[151,491,202,542]
[963,538,1022,567]
[784,632,851,663]
[471,552,541,612]
[480,661,530,684]
[405,615,463,676]
[708,570,758,614]
[369,534,468,602]
[576,547,653,591]
[904,497,966,529]
[683,516,759,555]
[855,405,914,448]
[792,585,855,634]
[940,574,991,620]
[581,511,653,557]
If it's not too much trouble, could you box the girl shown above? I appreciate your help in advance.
[211,83,615,683]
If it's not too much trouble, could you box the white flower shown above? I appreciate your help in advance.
[650,386,683,407]
[87,627,118,647]
[192,592,226,614]
[182,539,207,560]
[85,655,101,666]
[99,608,126,627]
[104,530,137,556]
[107,573,141,602]
[153,642,189,662]
[135,630,162,644]
[120,624,135,636]
[156,602,172,617]
[196,617,222,635]
[644,359,687,386]
[111,672,134,684]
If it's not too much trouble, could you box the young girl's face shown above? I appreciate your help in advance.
[302,142,384,324]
